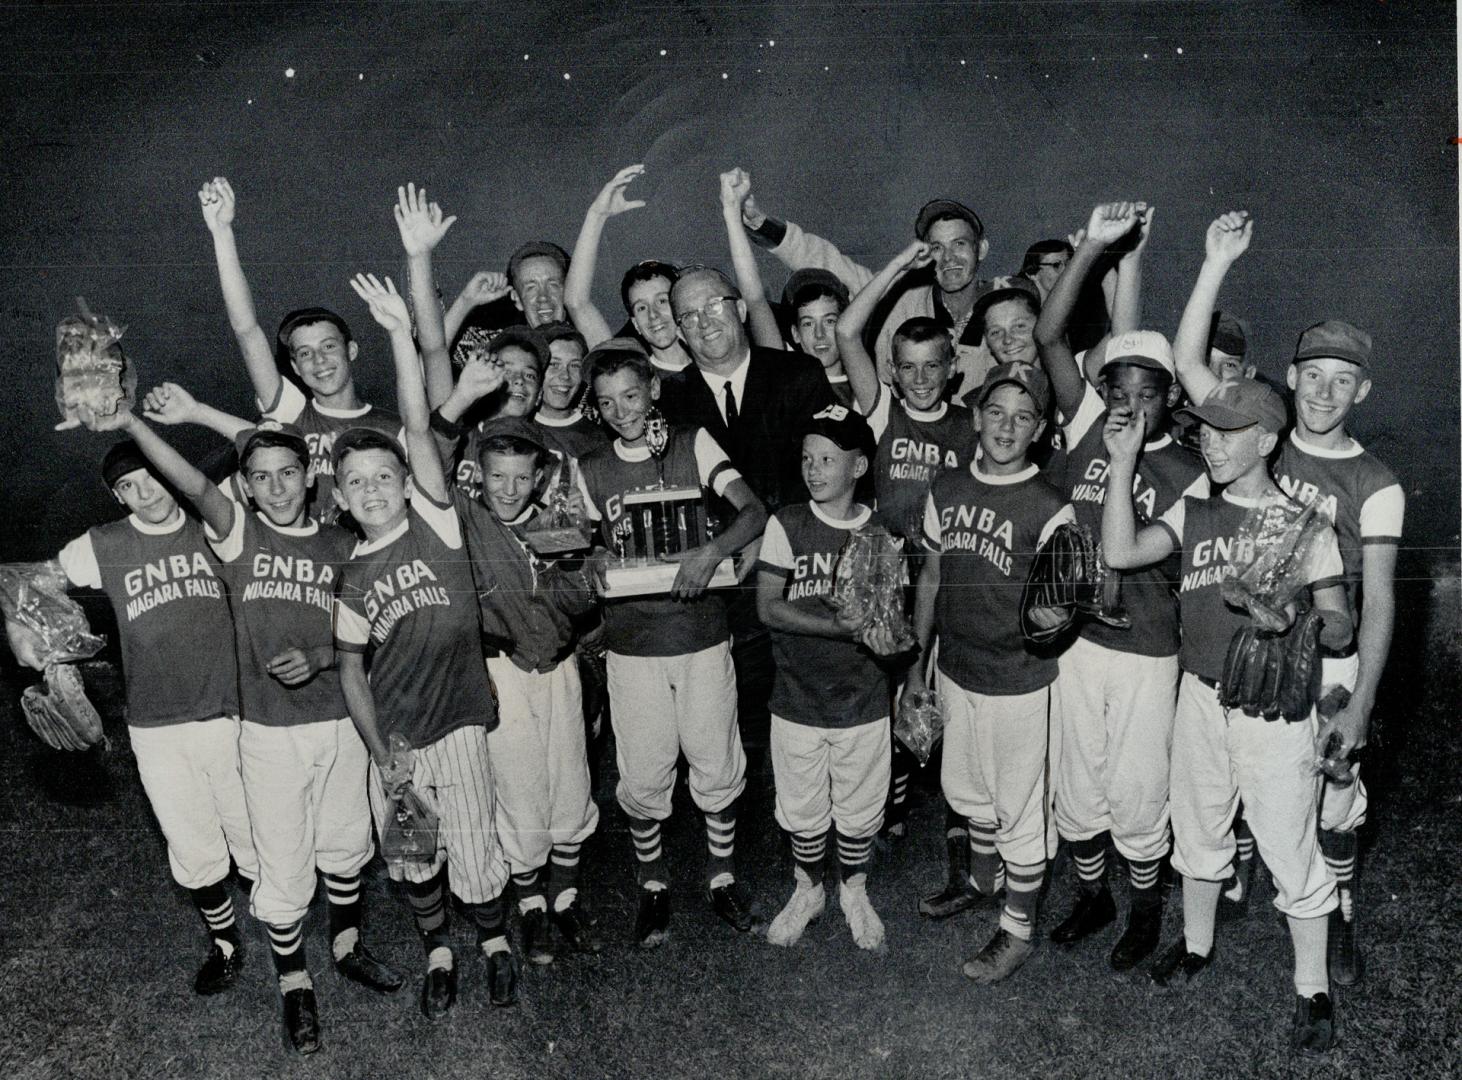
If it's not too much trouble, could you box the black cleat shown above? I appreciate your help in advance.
[1050,887,1117,946]
[707,882,758,933]
[419,962,457,1021]
[282,987,320,1055]
[1109,904,1163,971]
[1328,908,1363,987]
[1149,937,1213,986]
[961,928,1036,984]
[1290,992,1335,1055]
[635,887,671,948]
[335,943,405,993]
[520,908,554,966]
[485,948,521,1007]
[551,901,604,954]
[194,943,243,996]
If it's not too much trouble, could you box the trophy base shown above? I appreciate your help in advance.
[603,558,737,598]
[524,525,593,556]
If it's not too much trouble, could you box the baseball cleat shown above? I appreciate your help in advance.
[335,943,405,993]
[1328,909,1363,987]
[767,881,826,948]
[1050,887,1116,946]
[839,880,885,951]
[282,987,320,1055]
[1148,938,1213,986]
[419,959,457,1021]
[961,928,1034,984]
[1289,992,1335,1055]
[1109,904,1163,971]
[194,942,244,996]
[634,887,671,949]
[485,947,521,1007]
[707,882,759,933]
[550,901,603,954]
[520,908,555,966]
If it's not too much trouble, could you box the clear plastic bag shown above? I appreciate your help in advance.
[378,734,438,865]
[895,689,944,767]
[1220,496,1328,631]
[54,298,136,432]
[1,560,105,669]
[829,524,915,650]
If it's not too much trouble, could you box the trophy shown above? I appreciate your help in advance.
[524,462,594,556]
[602,485,737,598]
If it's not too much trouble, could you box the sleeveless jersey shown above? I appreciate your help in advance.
[867,386,981,543]
[757,502,894,728]
[535,412,611,463]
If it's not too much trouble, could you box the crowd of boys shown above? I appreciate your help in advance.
[28,169,1401,1060]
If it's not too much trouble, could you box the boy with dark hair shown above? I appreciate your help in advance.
[1019,239,1072,301]
[575,338,769,945]
[331,274,517,1021]
[1101,374,1352,1054]
[1032,202,1208,973]
[534,321,608,456]
[784,269,856,407]
[903,362,1075,982]
[756,405,899,950]
[1169,212,1403,987]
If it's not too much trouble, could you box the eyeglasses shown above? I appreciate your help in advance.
[1034,259,1068,271]
[675,295,738,332]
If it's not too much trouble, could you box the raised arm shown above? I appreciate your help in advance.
[720,168,783,350]
[1099,406,1175,568]
[394,182,459,409]
[740,189,875,293]
[141,381,252,441]
[1110,207,1153,335]
[836,240,931,413]
[444,270,512,346]
[198,177,281,408]
[1173,212,1252,405]
[564,164,646,348]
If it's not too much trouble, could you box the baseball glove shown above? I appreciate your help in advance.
[1021,523,1094,644]
[20,662,105,751]
[1218,607,1324,723]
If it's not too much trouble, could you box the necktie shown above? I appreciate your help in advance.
[723,380,739,429]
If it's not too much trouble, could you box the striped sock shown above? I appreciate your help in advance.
[189,882,241,955]
[464,895,509,954]
[266,919,308,978]
[628,817,666,888]
[837,833,875,882]
[1319,829,1357,921]
[324,870,362,958]
[549,842,583,910]
[999,861,1044,941]
[1129,858,1162,910]
[790,830,827,885]
[705,810,737,886]
[967,819,1005,896]
[1235,819,1256,867]
[405,869,451,954]
[513,867,546,914]
[888,742,912,818]
[1071,834,1107,893]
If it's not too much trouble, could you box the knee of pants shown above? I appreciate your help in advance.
[1107,799,1172,864]
[616,774,674,822]
[1268,849,1339,920]
[1170,808,1236,884]
[1319,772,1367,833]
[775,786,833,838]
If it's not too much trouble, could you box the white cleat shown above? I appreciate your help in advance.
[839,878,886,951]
[767,878,825,948]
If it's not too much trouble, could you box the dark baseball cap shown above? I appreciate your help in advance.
[1176,378,1288,434]
[100,440,155,490]
[781,268,850,312]
[276,306,353,348]
[1294,319,1372,369]
[915,199,985,243]
[976,361,1051,413]
[1209,311,1247,357]
[802,404,876,461]
[235,420,310,470]
[477,416,551,457]
[971,275,1041,334]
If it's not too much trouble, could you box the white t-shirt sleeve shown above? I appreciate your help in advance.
[333,597,371,649]
[260,378,308,424]
[694,427,745,497]
[204,480,247,562]
[1181,473,1212,501]
[865,385,892,441]
[1037,503,1078,548]
[1307,526,1345,586]
[1062,384,1106,446]
[1157,497,1187,546]
[1359,484,1405,543]
[758,514,794,572]
[920,492,942,552]
[411,488,463,549]
[57,533,101,590]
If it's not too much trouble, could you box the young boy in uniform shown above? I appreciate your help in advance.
[1100,376,1352,1053]
[903,362,1075,983]
[575,338,768,946]
[113,386,402,1053]
[1032,202,1208,972]
[783,269,856,408]
[755,405,898,950]
[1169,211,1403,986]
[331,275,516,1020]
[534,322,610,462]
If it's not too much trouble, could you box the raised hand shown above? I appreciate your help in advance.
[454,354,507,403]
[1127,205,1155,258]
[457,270,513,307]
[897,239,934,272]
[75,400,134,434]
[741,191,766,230]
[1085,201,1145,247]
[349,273,411,334]
[590,164,647,219]
[141,382,201,426]
[394,182,457,257]
[1205,210,1253,265]
[1101,404,1145,465]
[198,176,236,232]
[719,167,752,211]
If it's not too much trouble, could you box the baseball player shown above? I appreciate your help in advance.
[534,322,611,461]
[1101,375,1352,1054]
[1169,212,1403,987]
[903,362,1075,984]
[332,274,515,1021]
[1032,202,1208,973]
[755,405,899,950]
[575,338,768,946]
[56,425,257,999]
[199,178,401,524]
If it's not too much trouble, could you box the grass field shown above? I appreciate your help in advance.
[2,560,1458,1080]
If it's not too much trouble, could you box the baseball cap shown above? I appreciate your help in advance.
[276,306,352,348]
[802,404,876,462]
[476,416,551,457]
[330,426,407,474]
[781,268,850,312]
[235,419,309,470]
[490,325,549,374]
[915,198,985,243]
[506,240,570,284]
[1097,330,1175,377]
[976,361,1051,413]
[971,275,1041,334]
[584,335,650,365]
[1294,319,1372,369]
[100,440,154,490]
[1209,311,1247,357]
[1176,378,1288,434]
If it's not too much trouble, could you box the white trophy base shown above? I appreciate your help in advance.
[603,558,737,598]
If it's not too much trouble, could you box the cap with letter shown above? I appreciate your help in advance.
[914,198,985,244]
[975,361,1051,413]
[970,275,1042,336]
[802,403,877,462]
[1097,330,1175,377]
[1175,378,1288,434]
[1294,319,1372,370]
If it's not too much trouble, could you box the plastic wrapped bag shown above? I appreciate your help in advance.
[54,298,136,432]
[378,734,438,865]
[829,524,915,650]
[1220,496,1328,631]
[895,689,944,767]
[1,561,105,668]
